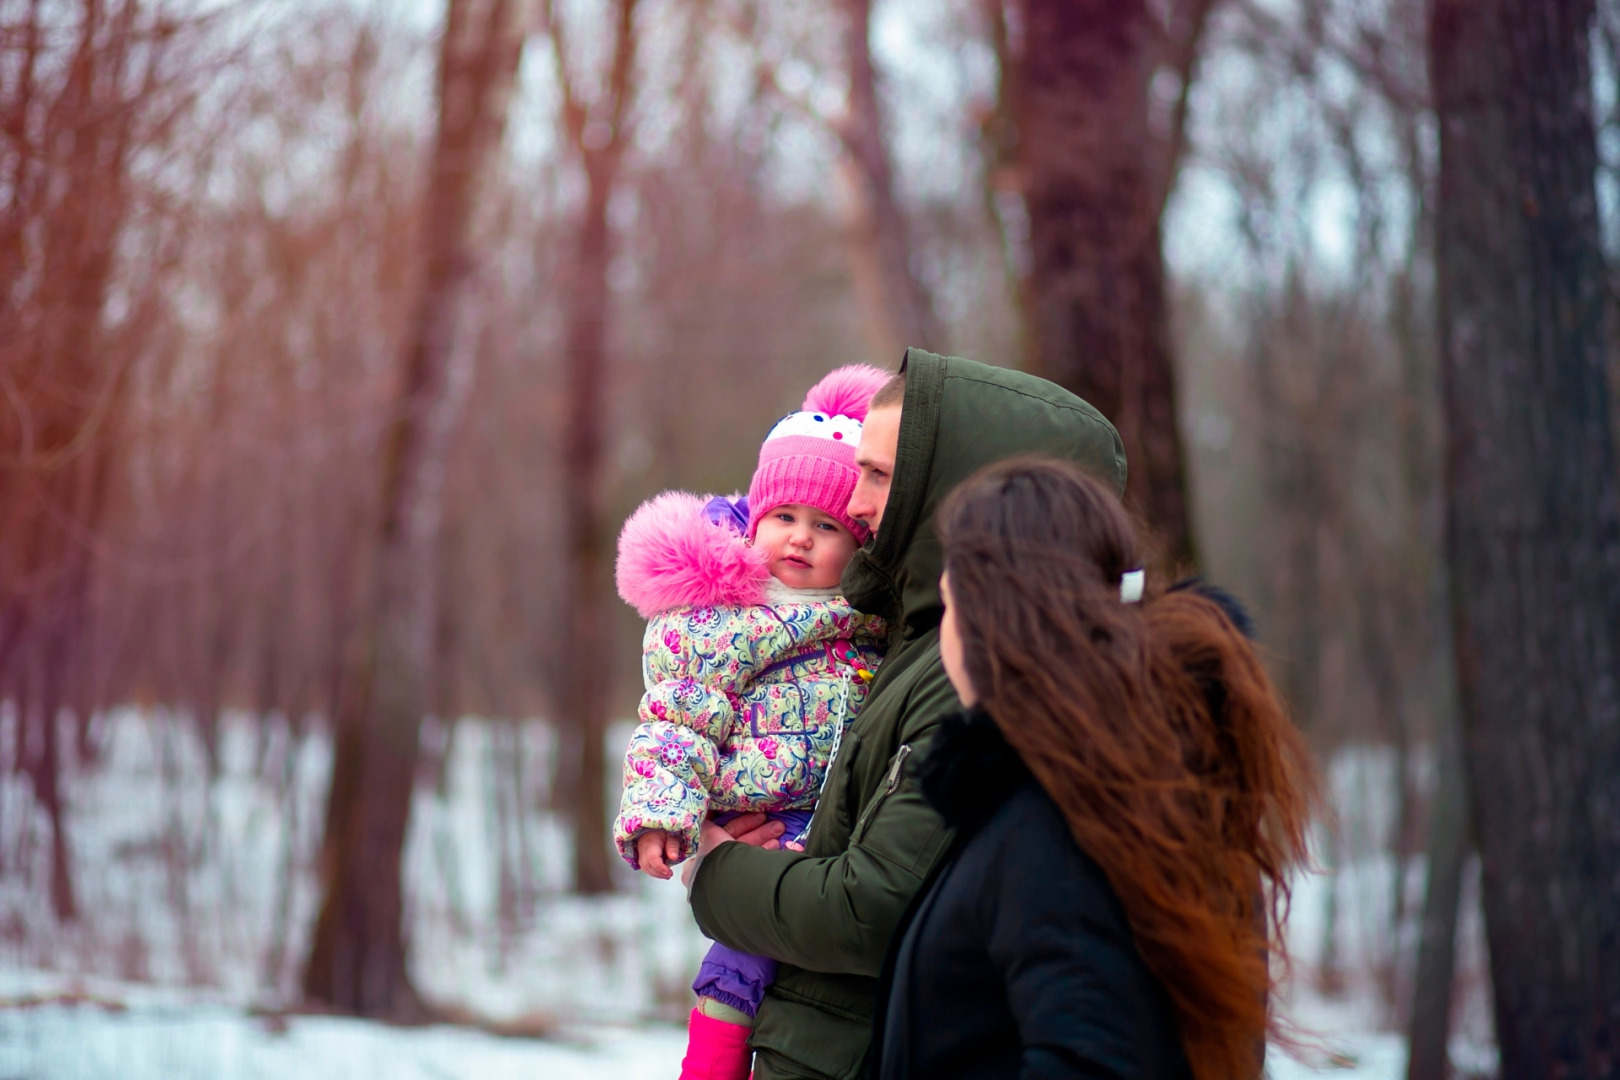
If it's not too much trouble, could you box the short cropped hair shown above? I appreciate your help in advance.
[870,372,905,411]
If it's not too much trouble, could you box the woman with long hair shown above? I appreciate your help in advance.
[873,456,1317,1080]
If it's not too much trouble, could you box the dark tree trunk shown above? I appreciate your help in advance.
[38,612,78,922]
[976,0,1033,363]
[1406,705,1470,1080]
[1016,0,1197,570]
[835,0,943,363]
[302,0,523,1019]
[1431,0,1620,1073]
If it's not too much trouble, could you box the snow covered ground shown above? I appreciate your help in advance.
[0,970,687,1080]
[0,970,1414,1080]
[0,970,1458,1080]
[0,711,1494,1078]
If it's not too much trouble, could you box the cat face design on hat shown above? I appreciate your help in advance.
[747,365,893,545]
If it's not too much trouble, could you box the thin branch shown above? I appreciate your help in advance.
[603,0,640,153]
[540,0,640,165]
[1151,0,1219,222]
[713,0,838,136]
[753,55,835,133]
[537,0,586,150]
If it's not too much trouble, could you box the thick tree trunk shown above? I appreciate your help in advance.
[1431,0,1620,1074]
[302,0,523,1019]
[835,0,942,363]
[1016,0,1196,570]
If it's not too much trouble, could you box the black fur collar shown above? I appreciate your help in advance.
[917,706,1032,833]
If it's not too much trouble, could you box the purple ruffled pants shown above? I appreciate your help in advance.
[692,807,815,1017]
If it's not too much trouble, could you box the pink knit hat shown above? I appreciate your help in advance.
[747,365,892,544]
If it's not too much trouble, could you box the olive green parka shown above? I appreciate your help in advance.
[689,349,1127,1080]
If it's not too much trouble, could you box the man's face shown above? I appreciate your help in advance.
[848,404,900,536]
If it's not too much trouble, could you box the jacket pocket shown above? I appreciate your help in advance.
[850,743,911,845]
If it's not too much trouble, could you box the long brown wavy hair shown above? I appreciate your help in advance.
[937,456,1317,1080]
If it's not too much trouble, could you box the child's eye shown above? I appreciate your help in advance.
[816,521,839,532]
[776,512,795,523]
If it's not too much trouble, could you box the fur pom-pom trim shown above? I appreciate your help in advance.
[802,365,892,423]
[615,492,771,618]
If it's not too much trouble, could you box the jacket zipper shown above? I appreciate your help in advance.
[885,744,913,794]
[853,743,913,843]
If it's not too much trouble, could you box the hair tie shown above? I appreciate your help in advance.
[1120,570,1146,603]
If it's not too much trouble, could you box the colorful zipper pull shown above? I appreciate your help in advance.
[830,639,873,681]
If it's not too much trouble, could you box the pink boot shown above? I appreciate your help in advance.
[679,1006,752,1080]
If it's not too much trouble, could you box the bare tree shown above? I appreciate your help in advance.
[729,0,943,365]
[1182,3,1487,1038]
[0,0,187,922]
[1431,0,1620,1074]
[1010,0,1214,569]
[1406,708,1470,1080]
[541,0,642,896]
[833,0,943,362]
[302,0,526,1018]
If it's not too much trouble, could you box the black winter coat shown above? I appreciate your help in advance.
[872,708,1195,1080]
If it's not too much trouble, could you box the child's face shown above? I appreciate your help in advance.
[753,504,858,591]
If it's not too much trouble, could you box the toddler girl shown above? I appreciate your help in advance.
[613,365,890,1080]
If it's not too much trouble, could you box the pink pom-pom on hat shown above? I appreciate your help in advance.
[801,364,891,423]
[747,364,891,544]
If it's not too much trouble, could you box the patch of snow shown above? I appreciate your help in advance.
[0,985,687,1080]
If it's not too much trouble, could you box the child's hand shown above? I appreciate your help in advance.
[635,829,681,880]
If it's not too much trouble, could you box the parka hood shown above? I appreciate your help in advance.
[841,349,1127,634]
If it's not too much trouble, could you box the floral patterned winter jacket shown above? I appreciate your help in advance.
[611,492,886,869]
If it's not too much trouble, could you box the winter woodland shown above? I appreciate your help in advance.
[2,0,1618,1076]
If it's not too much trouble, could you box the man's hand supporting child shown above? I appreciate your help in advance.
[676,813,790,887]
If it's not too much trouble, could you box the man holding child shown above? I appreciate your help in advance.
[687,348,1127,1080]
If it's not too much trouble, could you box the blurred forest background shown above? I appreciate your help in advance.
[3,0,1618,1076]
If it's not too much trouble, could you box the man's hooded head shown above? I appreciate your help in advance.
[841,348,1127,636]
